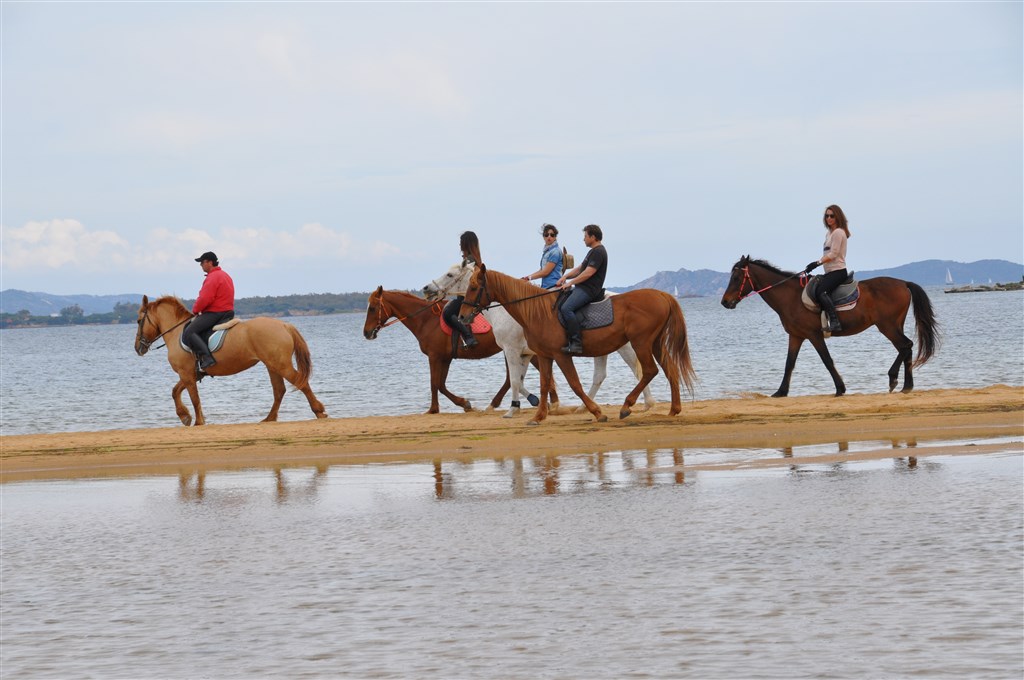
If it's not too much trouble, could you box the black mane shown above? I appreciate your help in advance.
[737,255,797,277]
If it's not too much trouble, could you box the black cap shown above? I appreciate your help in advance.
[195,251,218,263]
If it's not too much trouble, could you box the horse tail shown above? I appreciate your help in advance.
[661,297,697,397]
[907,281,940,368]
[288,324,313,390]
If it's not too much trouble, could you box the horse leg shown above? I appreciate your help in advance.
[808,335,846,397]
[503,353,533,419]
[262,370,287,422]
[878,324,915,392]
[299,384,328,418]
[620,350,660,419]
[435,359,472,412]
[773,335,804,398]
[171,379,193,426]
[528,356,555,426]
[577,355,609,413]
[184,381,206,426]
[617,343,656,411]
[488,359,513,411]
[554,355,607,423]
[426,358,443,414]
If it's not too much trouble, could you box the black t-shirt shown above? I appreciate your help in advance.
[577,244,607,300]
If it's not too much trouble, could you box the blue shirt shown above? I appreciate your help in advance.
[540,242,563,288]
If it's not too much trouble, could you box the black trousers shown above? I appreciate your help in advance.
[183,310,234,357]
[442,298,473,340]
[817,269,848,299]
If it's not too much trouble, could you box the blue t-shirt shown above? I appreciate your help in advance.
[540,243,564,288]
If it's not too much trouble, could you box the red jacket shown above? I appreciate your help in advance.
[193,266,235,314]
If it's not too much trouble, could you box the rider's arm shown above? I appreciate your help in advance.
[524,261,555,281]
[564,265,597,287]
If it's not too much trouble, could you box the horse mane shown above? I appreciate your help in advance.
[483,267,557,326]
[152,295,191,320]
[740,256,797,278]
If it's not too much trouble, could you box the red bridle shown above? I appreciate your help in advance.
[735,265,806,301]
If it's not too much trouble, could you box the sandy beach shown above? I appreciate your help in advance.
[2,385,1020,482]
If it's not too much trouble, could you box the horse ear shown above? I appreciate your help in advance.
[141,295,149,306]
[375,285,383,294]
[478,263,487,273]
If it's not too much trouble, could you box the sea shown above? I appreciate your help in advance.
[2,288,1022,678]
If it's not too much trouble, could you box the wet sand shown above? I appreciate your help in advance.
[2,385,1021,482]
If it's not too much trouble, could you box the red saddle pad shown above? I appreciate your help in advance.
[439,314,492,336]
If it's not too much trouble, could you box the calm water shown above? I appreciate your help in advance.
[2,448,1021,678]
[1,288,1022,434]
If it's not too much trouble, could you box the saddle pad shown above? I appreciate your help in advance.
[802,277,860,312]
[577,298,615,330]
[439,314,492,337]
[180,328,228,353]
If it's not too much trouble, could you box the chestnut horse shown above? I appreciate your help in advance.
[459,265,696,425]
[134,295,328,426]
[363,287,559,414]
[720,256,939,397]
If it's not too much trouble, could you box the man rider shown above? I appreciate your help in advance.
[183,251,235,371]
[555,224,607,355]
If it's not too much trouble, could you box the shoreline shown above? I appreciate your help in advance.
[2,385,1021,483]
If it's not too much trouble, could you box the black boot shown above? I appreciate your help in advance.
[198,353,217,370]
[450,317,478,348]
[817,293,842,333]
[561,334,583,355]
[462,332,478,349]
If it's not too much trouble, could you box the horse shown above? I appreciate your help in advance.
[459,264,696,425]
[363,286,542,414]
[423,261,655,417]
[134,295,328,426]
[720,256,940,397]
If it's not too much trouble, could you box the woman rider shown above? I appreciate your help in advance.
[804,204,850,334]
[442,231,482,348]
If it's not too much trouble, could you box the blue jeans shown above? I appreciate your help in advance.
[558,287,595,339]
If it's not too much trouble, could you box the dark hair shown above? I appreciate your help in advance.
[823,205,851,238]
[541,223,558,237]
[460,230,482,264]
[583,224,603,241]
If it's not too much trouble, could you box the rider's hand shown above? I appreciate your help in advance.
[804,261,821,273]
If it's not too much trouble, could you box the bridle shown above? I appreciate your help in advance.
[461,268,560,319]
[734,264,805,301]
[135,305,192,354]
[368,293,444,336]
[426,265,472,301]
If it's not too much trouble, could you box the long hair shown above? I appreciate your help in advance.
[823,205,851,237]
[460,230,482,265]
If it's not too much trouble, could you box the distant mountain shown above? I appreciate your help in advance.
[0,290,144,316]
[611,259,1023,297]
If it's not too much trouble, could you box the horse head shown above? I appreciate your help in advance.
[458,263,491,325]
[363,286,387,340]
[720,255,753,309]
[422,261,472,301]
[135,295,156,355]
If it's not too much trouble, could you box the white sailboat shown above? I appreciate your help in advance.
[945,268,954,285]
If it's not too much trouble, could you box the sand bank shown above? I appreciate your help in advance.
[2,385,1021,482]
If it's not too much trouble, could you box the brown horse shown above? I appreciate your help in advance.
[362,287,559,414]
[134,295,328,426]
[720,256,940,397]
[459,265,696,424]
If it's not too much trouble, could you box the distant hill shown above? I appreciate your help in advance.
[611,259,1023,296]
[0,290,143,316]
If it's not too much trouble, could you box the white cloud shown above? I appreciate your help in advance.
[1,219,129,270]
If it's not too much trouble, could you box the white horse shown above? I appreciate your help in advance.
[424,262,656,418]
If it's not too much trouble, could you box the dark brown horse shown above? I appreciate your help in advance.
[134,295,328,425]
[362,287,557,414]
[459,265,696,425]
[720,256,940,397]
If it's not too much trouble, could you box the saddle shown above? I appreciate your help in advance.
[802,274,859,312]
[179,318,242,355]
[554,291,616,331]
[438,314,492,337]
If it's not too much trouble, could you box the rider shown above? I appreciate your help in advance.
[522,224,563,289]
[442,231,482,349]
[184,251,235,371]
[804,204,850,334]
[555,224,607,355]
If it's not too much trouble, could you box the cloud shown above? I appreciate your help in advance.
[1,219,129,270]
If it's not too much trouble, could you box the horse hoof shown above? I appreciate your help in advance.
[316,412,328,419]
[771,391,787,398]
[527,394,539,407]
[619,408,631,419]
[463,402,474,412]
[502,408,520,419]
[527,420,540,427]
[901,387,913,394]
[597,414,608,423]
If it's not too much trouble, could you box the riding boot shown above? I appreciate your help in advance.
[817,292,842,333]
[450,317,478,348]
[198,353,217,370]
[561,334,583,355]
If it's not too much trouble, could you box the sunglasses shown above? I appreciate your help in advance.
[824,214,836,219]
[543,233,556,238]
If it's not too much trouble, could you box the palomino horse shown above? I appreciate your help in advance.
[362,287,549,414]
[459,265,696,424]
[720,256,940,397]
[424,261,655,417]
[134,295,328,426]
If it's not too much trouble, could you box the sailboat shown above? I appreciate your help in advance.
[945,268,954,285]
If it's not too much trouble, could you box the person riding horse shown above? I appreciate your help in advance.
[441,231,483,349]
[183,251,235,371]
[803,205,850,334]
[556,224,607,355]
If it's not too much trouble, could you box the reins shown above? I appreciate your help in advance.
[374,294,445,333]
[137,307,193,352]
[737,265,805,301]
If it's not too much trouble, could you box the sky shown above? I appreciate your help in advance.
[2,2,1021,298]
